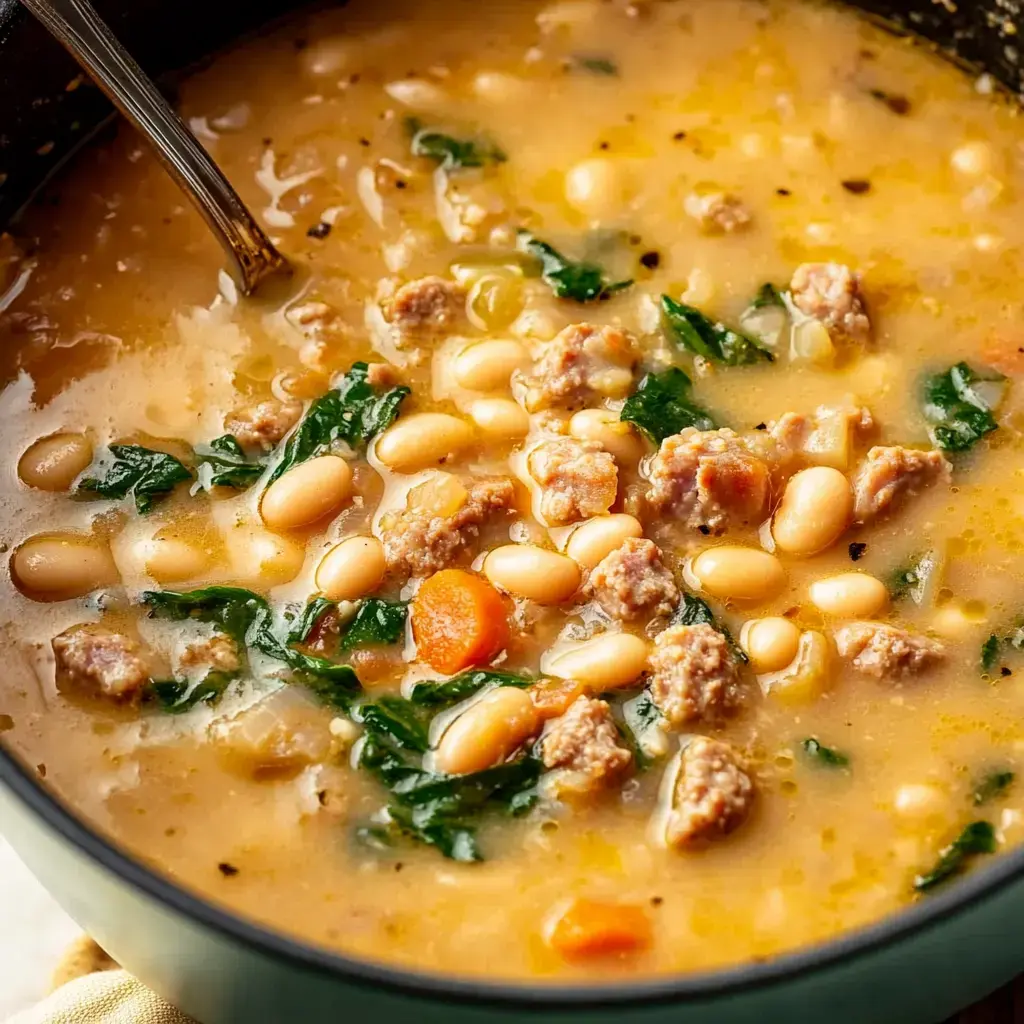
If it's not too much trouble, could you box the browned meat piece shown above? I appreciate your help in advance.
[287,301,350,370]
[834,621,945,679]
[179,633,241,675]
[381,477,516,577]
[789,262,871,345]
[52,626,150,699]
[539,695,633,794]
[648,623,741,726]
[684,191,752,234]
[528,438,618,525]
[768,405,874,471]
[587,538,678,621]
[381,275,466,341]
[664,737,754,847]
[851,445,951,523]
[645,427,770,532]
[224,399,302,450]
[520,323,639,412]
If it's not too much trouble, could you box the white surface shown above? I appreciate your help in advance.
[0,834,80,1020]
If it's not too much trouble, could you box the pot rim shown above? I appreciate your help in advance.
[1,740,1020,1008]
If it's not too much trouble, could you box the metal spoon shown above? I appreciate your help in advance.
[19,0,288,295]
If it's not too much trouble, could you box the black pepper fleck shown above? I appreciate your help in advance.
[598,141,610,151]
[650,896,664,907]
[218,862,240,877]
[848,541,868,561]
[775,187,791,197]
[261,137,273,147]
[306,221,332,240]
[395,180,408,189]
[394,862,405,872]
[754,422,767,431]
[869,88,911,116]
[672,130,687,141]
[841,179,872,195]
[358,137,371,147]
[1002,666,1013,677]
[640,251,661,270]
[698,525,711,536]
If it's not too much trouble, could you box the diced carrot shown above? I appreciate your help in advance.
[528,677,586,720]
[547,898,653,960]
[412,568,510,674]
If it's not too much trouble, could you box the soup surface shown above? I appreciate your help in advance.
[3,0,1024,983]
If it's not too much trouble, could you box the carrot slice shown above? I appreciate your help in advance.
[547,898,653,960]
[528,677,586,720]
[411,568,510,674]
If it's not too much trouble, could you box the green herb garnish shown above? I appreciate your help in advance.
[921,362,1005,452]
[287,597,336,644]
[268,362,408,484]
[147,670,237,714]
[913,821,997,892]
[669,592,747,663]
[406,118,506,169]
[621,691,664,768]
[981,624,1024,674]
[800,738,850,769]
[571,55,618,76]
[661,295,773,366]
[517,232,633,303]
[972,770,1015,806]
[407,669,531,708]
[195,435,266,490]
[341,599,408,651]
[747,283,786,310]
[78,444,192,513]
[887,551,937,604]
[620,368,716,443]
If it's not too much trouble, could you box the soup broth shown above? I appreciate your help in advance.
[3,0,1024,982]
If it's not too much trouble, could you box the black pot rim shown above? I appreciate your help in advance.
[2,740,1021,1009]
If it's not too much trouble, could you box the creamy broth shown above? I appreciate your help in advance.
[3,0,1024,982]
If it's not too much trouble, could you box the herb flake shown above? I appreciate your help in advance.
[913,821,996,892]
[620,367,716,443]
[195,435,265,491]
[921,362,1005,452]
[341,599,408,651]
[800,738,850,769]
[517,232,632,303]
[78,445,192,513]
[972,770,1015,806]
[662,295,773,366]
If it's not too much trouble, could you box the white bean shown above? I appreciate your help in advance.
[12,534,119,601]
[564,158,630,221]
[316,536,386,601]
[140,536,209,583]
[468,398,530,440]
[18,433,93,491]
[375,413,475,473]
[894,783,947,820]
[484,544,580,604]
[568,409,644,465]
[433,687,539,775]
[809,572,888,618]
[226,526,305,585]
[689,546,785,603]
[565,514,643,569]
[772,466,852,556]
[549,633,649,692]
[454,339,527,391]
[261,455,352,531]
[740,617,801,673]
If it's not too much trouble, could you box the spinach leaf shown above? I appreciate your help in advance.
[662,295,773,366]
[147,670,236,714]
[141,586,361,710]
[980,624,1024,674]
[340,599,408,651]
[571,55,618,76]
[921,362,1005,452]
[913,820,997,892]
[670,592,747,664]
[356,696,430,753]
[800,738,850,769]
[78,444,192,514]
[748,283,785,310]
[408,669,532,709]
[195,435,265,490]
[268,363,409,484]
[972,770,1015,806]
[517,232,632,303]
[887,551,937,604]
[287,597,335,644]
[406,118,506,169]
[620,368,716,443]
[621,691,664,768]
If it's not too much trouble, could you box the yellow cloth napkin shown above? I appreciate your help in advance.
[8,970,195,1024]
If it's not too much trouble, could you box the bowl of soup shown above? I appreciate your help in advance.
[2,0,1024,1020]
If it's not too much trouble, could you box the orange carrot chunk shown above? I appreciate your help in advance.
[547,898,653,960]
[412,568,511,674]
[528,677,586,720]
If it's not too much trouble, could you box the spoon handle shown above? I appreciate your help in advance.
[19,0,288,295]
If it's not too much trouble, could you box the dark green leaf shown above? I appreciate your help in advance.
[748,283,785,310]
[972,770,1015,806]
[195,435,265,490]
[340,599,408,651]
[670,592,747,663]
[78,445,192,514]
[408,670,532,709]
[268,363,409,484]
[887,551,937,604]
[571,55,618,75]
[913,820,997,892]
[406,118,506,169]
[141,586,361,710]
[357,696,430,753]
[800,738,850,769]
[517,232,632,303]
[980,624,1024,675]
[147,670,236,714]
[287,597,335,644]
[662,295,773,366]
[621,691,663,769]
[921,362,1005,452]
[620,368,716,443]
